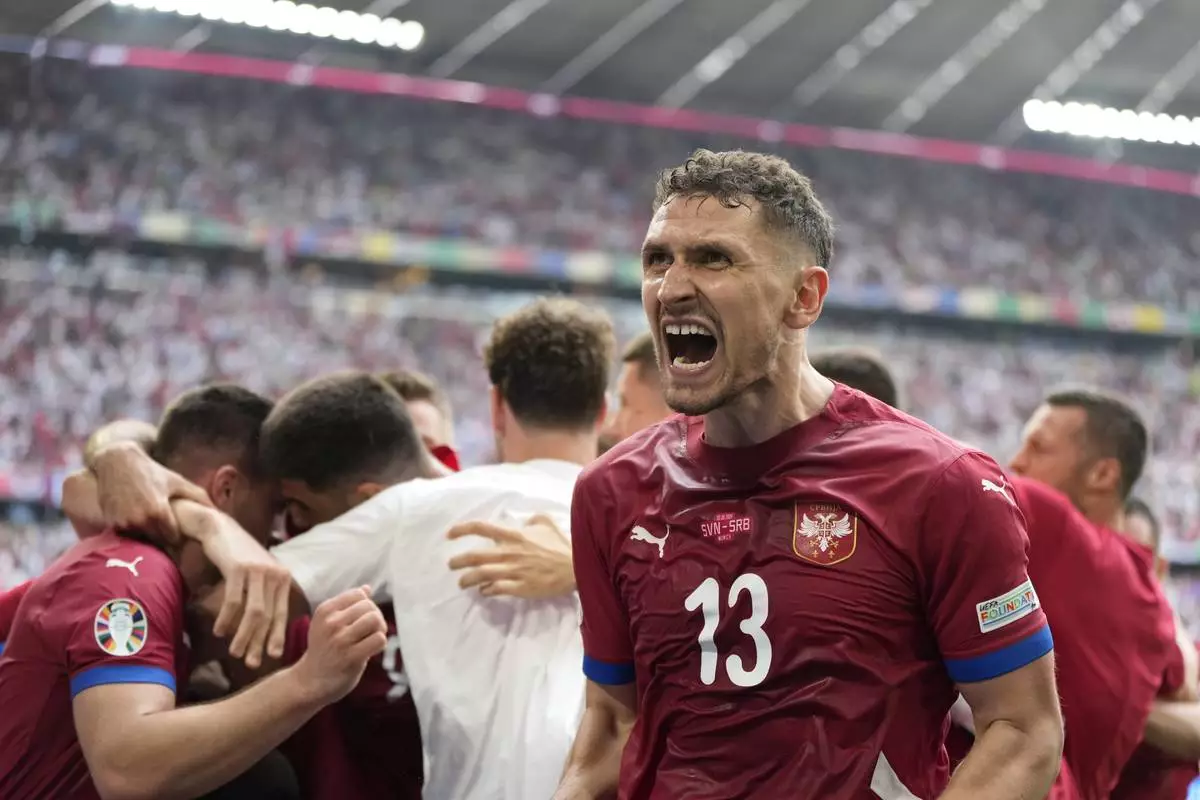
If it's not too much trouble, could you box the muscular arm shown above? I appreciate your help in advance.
[74,587,384,800]
[554,681,637,800]
[1142,699,1200,761]
[942,654,1063,800]
[74,669,324,800]
[61,470,108,539]
[83,419,157,468]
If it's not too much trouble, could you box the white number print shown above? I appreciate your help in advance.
[683,573,773,688]
[380,634,410,701]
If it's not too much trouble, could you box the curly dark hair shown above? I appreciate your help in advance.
[653,149,836,267]
[484,297,615,430]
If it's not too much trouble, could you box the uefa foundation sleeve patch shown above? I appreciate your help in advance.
[976,579,1040,634]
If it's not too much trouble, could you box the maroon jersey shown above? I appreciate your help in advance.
[281,605,423,799]
[0,531,186,799]
[573,385,1052,799]
[1015,478,1183,799]
[0,580,32,645]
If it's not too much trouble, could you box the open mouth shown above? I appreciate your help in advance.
[664,322,718,372]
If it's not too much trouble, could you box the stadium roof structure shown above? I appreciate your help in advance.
[5,0,1200,169]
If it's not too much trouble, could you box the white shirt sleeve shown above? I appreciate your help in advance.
[272,491,400,607]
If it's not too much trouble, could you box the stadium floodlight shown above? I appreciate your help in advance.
[106,0,424,51]
[1023,98,1200,147]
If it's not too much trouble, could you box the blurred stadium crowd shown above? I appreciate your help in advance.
[2,54,1200,629]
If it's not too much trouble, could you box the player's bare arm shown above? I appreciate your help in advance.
[73,586,385,800]
[941,654,1063,800]
[1141,698,1200,760]
[447,514,575,599]
[61,469,108,538]
[83,418,158,467]
[171,499,299,669]
[554,680,637,800]
[89,437,212,540]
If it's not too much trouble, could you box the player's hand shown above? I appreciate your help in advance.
[202,520,293,670]
[447,514,575,600]
[92,441,212,544]
[294,587,387,704]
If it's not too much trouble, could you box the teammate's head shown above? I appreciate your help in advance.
[260,371,432,532]
[152,383,277,543]
[1010,387,1148,523]
[599,331,673,453]
[378,369,455,450]
[483,297,614,463]
[811,347,899,407]
[644,149,835,415]
[1124,498,1167,579]
[1124,497,1161,552]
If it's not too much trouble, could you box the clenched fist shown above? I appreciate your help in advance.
[295,587,388,704]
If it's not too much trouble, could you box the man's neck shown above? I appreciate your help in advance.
[703,362,835,449]
[1081,496,1123,533]
[500,430,597,468]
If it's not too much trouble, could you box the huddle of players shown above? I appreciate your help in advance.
[0,147,1196,799]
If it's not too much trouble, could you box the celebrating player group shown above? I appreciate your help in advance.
[0,148,1196,800]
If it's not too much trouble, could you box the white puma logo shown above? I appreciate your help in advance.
[980,478,1014,504]
[106,556,144,577]
[630,525,669,559]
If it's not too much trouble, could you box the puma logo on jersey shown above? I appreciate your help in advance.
[630,525,669,559]
[980,478,1014,505]
[105,556,144,577]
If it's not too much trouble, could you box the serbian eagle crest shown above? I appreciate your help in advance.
[798,512,854,553]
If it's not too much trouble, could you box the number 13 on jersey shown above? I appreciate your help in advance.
[684,573,772,688]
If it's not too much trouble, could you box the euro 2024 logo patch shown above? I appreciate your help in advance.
[95,598,148,657]
[792,502,858,566]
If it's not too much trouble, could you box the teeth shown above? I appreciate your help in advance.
[664,322,714,337]
[672,356,711,371]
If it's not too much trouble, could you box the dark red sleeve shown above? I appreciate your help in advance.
[916,452,1052,684]
[59,547,185,699]
[573,466,635,686]
[0,581,32,641]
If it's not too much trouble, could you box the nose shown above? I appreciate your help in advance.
[1009,447,1028,475]
[657,262,698,309]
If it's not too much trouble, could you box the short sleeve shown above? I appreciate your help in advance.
[65,548,184,698]
[0,580,32,642]
[573,469,635,686]
[273,493,396,607]
[917,453,1052,684]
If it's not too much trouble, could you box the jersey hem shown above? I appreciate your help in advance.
[944,624,1053,683]
[583,654,635,685]
[70,664,177,697]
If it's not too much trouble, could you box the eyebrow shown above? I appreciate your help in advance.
[641,239,743,259]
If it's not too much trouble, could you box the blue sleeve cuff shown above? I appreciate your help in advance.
[0,641,5,656]
[945,624,1053,684]
[583,654,635,685]
[70,665,177,697]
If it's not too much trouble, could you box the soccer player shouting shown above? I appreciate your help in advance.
[556,150,1064,800]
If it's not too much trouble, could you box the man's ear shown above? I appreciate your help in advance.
[207,466,240,507]
[1087,457,1122,496]
[783,264,829,331]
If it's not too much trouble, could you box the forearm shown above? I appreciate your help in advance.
[84,420,156,469]
[555,706,632,800]
[61,470,107,539]
[102,666,323,800]
[941,718,1061,800]
[1144,700,1200,761]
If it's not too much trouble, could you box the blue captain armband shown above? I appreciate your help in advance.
[583,654,636,685]
[944,624,1053,684]
[70,665,177,697]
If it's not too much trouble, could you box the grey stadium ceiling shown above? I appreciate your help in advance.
[4,0,1200,170]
